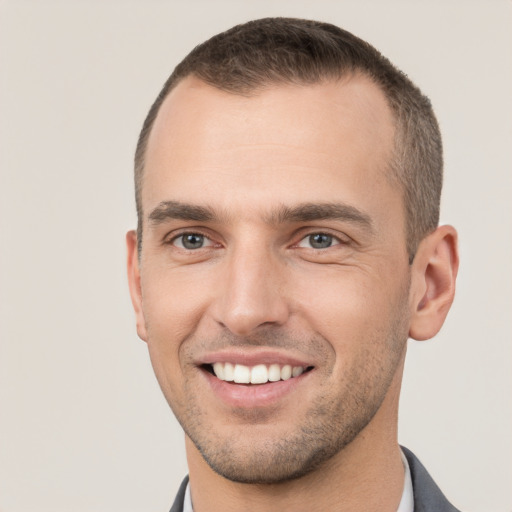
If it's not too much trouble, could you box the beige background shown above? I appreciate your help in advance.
[1,1,511,511]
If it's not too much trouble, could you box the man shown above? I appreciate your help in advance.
[126,18,460,512]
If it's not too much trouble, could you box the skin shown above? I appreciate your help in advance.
[127,75,458,511]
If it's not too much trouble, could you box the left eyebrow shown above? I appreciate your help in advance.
[268,202,374,232]
[148,201,216,224]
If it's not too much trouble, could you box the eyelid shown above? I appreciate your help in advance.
[293,229,350,248]
[175,234,214,249]
[165,229,218,248]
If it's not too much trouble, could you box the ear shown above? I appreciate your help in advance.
[409,225,459,341]
[126,230,148,342]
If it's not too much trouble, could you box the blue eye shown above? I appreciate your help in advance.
[298,233,337,249]
[309,233,333,249]
[173,233,211,250]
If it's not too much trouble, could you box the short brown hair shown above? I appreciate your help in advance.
[135,17,443,259]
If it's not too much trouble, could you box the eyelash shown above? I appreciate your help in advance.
[295,232,347,249]
[168,231,216,250]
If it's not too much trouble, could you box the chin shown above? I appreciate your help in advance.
[200,446,331,484]
[186,415,367,485]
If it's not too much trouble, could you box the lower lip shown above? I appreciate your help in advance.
[202,368,312,408]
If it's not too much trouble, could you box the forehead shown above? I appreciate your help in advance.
[142,76,397,222]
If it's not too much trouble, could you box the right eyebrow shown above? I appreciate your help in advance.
[148,200,216,224]
[269,202,373,229]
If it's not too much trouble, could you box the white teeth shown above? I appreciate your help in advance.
[213,362,224,380]
[233,364,251,383]
[223,362,234,381]
[292,366,304,377]
[211,362,308,384]
[268,364,281,382]
[250,364,268,384]
[281,365,292,380]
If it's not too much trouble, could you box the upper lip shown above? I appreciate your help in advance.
[196,349,314,368]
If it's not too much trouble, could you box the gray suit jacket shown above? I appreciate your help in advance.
[169,447,461,512]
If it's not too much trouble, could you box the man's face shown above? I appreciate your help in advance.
[129,76,415,483]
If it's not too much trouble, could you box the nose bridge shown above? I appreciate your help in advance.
[213,237,289,336]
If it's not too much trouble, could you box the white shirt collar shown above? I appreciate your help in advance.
[183,478,193,512]
[397,448,415,512]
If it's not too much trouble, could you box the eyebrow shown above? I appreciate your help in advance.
[268,203,373,230]
[148,201,216,224]
[148,200,373,231]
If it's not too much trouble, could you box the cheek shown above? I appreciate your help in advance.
[141,269,214,390]
[142,265,213,338]
[291,265,409,349]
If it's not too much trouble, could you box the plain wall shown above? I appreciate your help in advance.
[0,1,511,511]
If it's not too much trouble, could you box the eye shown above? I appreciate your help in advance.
[297,233,339,249]
[172,233,213,250]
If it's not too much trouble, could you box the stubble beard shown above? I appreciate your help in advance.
[182,377,392,484]
[149,271,412,485]
[168,315,408,485]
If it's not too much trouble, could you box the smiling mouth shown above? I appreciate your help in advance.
[203,362,314,385]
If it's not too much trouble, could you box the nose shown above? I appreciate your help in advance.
[211,243,290,336]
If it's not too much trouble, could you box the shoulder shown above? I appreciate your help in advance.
[401,446,462,512]
[169,476,189,512]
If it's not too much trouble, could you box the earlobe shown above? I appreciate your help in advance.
[126,230,148,342]
[409,225,459,341]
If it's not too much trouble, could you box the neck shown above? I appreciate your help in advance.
[187,360,406,512]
